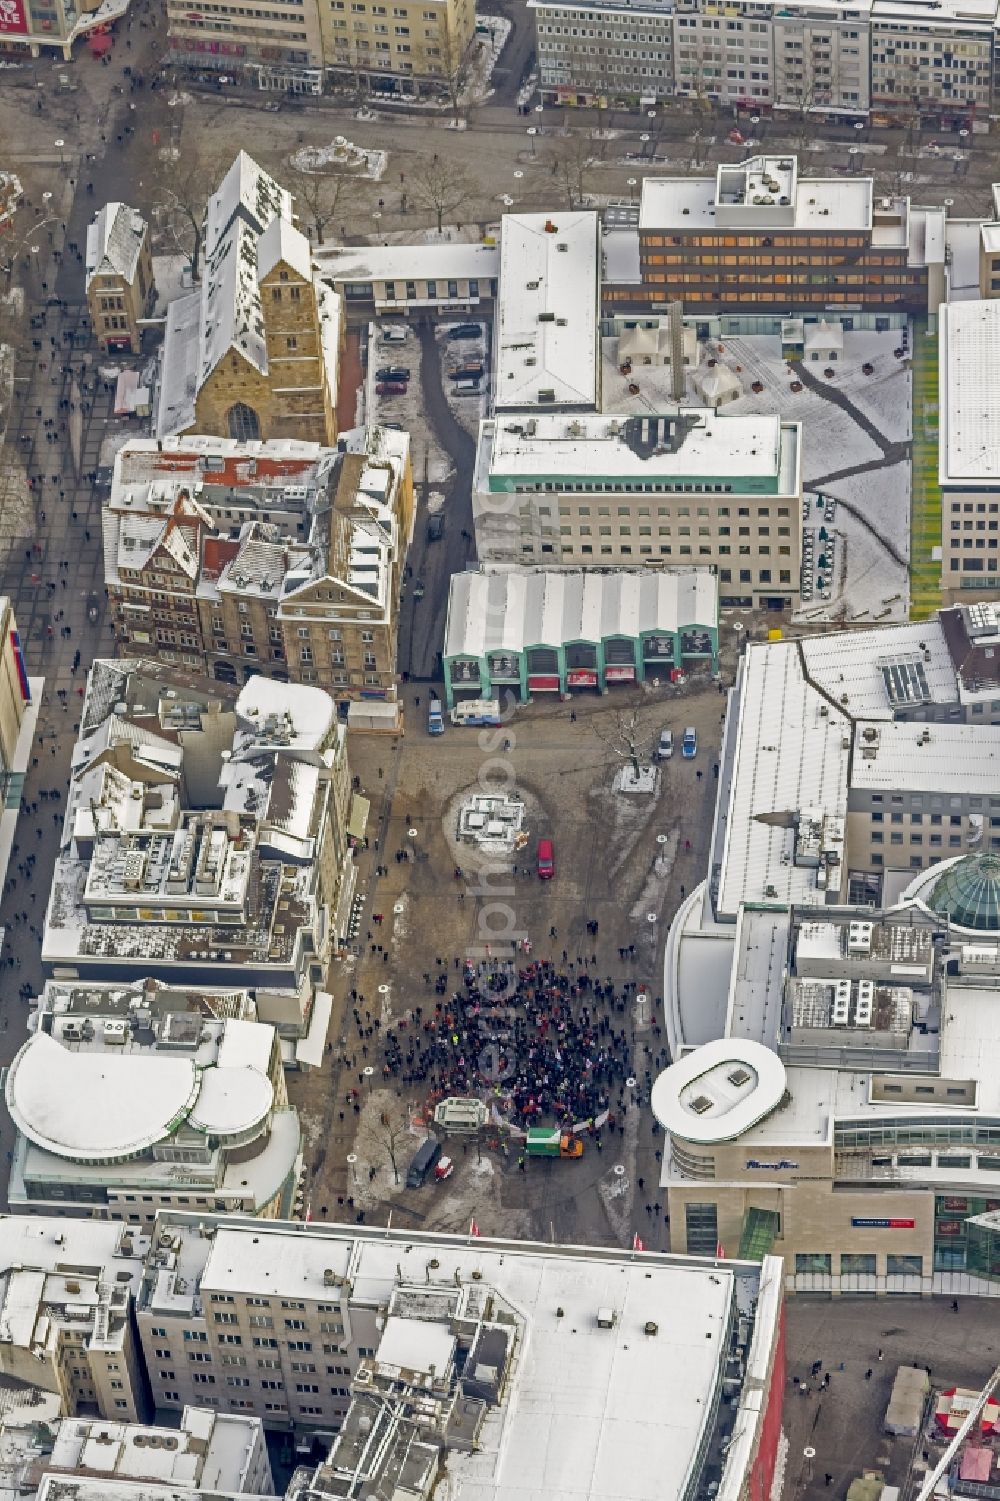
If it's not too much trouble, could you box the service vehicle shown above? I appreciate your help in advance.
[405,1137,442,1188]
[656,728,673,760]
[681,726,698,758]
[376,365,411,381]
[536,837,555,879]
[525,1128,584,1159]
[376,381,407,396]
[450,697,503,727]
[427,697,444,734]
[448,322,483,341]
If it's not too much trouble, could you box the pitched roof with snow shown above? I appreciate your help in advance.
[204,152,291,263]
[257,215,313,283]
[85,202,147,289]
[444,566,718,659]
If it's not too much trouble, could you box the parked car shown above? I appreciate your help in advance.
[376,366,411,381]
[405,1137,442,1188]
[656,728,673,760]
[433,1155,454,1181]
[449,362,484,380]
[452,379,481,395]
[376,381,407,396]
[537,837,555,879]
[381,325,408,343]
[427,513,444,542]
[448,322,482,341]
[681,726,698,759]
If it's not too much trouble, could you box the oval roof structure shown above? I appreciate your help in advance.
[650,1037,787,1145]
[6,1032,200,1162]
[189,1065,273,1137]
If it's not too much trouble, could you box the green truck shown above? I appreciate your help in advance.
[525,1128,584,1159]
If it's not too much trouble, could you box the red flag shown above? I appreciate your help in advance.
[470,1219,480,1237]
[633,1231,646,1252]
[716,1241,726,1259]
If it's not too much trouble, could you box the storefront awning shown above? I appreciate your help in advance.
[296,989,333,1069]
[347,794,370,842]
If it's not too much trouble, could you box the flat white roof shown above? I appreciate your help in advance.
[799,617,958,720]
[495,212,600,410]
[317,240,499,285]
[6,1028,274,1161]
[940,299,1000,485]
[718,640,850,918]
[485,409,797,486]
[376,1314,456,1377]
[851,719,1000,794]
[639,165,871,233]
[651,1038,787,1145]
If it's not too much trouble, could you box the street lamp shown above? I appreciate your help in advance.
[959,127,970,148]
[627,176,637,203]
[527,125,537,156]
[54,139,65,166]
[640,132,651,156]
[346,1152,359,1186]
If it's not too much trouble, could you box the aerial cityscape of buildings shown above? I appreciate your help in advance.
[8,3,1000,1498]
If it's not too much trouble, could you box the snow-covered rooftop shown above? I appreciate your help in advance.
[235,676,336,751]
[204,150,291,264]
[494,212,600,411]
[939,299,1000,485]
[444,567,717,660]
[717,639,851,919]
[640,156,872,233]
[6,1020,275,1162]
[85,201,147,289]
[483,409,799,489]
[317,240,499,285]
[851,719,1000,794]
[153,1220,775,1501]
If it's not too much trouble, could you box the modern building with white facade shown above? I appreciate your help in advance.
[132,1210,787,1501]
[473,407,802,609]
[656,608,1000,1294]
[6,1007,302,1224]
[939,299,1000,600]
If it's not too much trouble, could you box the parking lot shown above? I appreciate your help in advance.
[289,674,725,1246]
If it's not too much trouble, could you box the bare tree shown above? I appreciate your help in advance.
[591,706,646,781]
[435,19,472,125]
[543,132,599,210]
[358,1094,414,1186]
[153,147,223,283]
[408,156,477,234]
[288,162,369,246]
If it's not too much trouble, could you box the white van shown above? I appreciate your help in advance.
[381,325,407,344]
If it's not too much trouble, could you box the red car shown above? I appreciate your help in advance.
[376,380,408,396]
[537,838,555,879]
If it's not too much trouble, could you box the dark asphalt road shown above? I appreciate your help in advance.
[398,324,477,682]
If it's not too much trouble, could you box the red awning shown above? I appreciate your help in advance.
[88,32,112,53]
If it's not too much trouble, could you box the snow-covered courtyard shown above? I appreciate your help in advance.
[603,326,912,623]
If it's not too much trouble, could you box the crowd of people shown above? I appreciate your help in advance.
[347,956,671,1137]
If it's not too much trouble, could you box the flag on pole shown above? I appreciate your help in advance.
[716,1241,726,1259]
[633,1231,646,1252]
[470,1219,480,1238]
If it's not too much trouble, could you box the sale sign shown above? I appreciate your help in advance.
[0,0,29,34]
